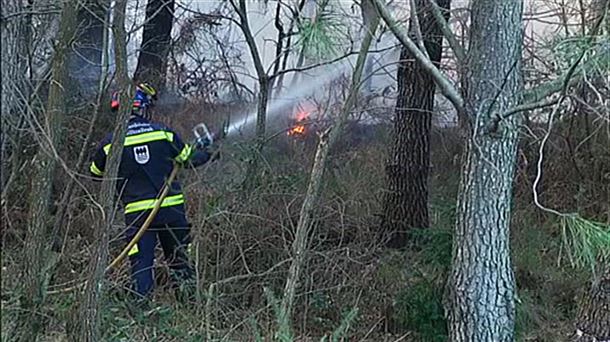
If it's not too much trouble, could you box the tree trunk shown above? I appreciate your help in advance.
[1,0,32,196]
[15,0,78,340]
[72,0,132,340]
[233,0,271,187]
[573,257,610,341]
[52,0,111,243]
[447,0,524,341]
[573,3,610,338]
[380,0,450,248]
[133,0,175,89]
[278,0,379,329]
[69,0,105,92]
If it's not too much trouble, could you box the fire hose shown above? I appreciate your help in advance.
[48,123,215,294]
[105,164,180,272]
[106,122,214,271]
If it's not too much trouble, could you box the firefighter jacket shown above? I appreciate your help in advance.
[89,116,209,226]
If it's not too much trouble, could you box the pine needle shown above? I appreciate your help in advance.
[560,214,610,274]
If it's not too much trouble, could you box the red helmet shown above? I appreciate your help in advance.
[110,82,157,112]
[110,91,120,111]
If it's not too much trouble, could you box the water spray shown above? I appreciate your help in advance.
[224,61,353,137]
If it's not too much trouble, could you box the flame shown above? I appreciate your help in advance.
[287,108,311,136]
[287,124,306,136]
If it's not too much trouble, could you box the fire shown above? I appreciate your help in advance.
[287,108,310,136]
[287,124,306,136]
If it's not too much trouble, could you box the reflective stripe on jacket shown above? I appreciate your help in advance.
[88,116,208,225]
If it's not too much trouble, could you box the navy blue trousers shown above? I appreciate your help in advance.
[126,220,194,297]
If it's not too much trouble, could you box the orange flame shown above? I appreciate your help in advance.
[287,108,310,136]
[288,124,306,136]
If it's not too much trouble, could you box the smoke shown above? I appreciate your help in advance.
[225,60,353,136]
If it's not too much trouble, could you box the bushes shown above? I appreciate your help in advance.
[393,280,447,342]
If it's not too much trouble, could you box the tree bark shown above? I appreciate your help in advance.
[69,0,105,92]
[1,0,33,196]
[232,0,272,187]
[72,0,132,340]
[380,0,450,249]
[447,1,524,341]
[573,258,610,341]
[52,0,111,243]
[133,0,175,90]
[15,0,78,340]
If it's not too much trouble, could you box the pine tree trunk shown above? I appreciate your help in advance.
[381,0,450,248]
[15,0,77,340]
[447,0,524,341]
[573,258,610,341]
[133,0,175,89]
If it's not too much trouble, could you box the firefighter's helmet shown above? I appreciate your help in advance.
[110,82,158,117]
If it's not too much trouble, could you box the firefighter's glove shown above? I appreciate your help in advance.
[194,136,211,150]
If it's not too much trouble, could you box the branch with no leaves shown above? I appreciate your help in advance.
[491,3,609,128]
[428,0,466,63]
[230,0,267,80]
[409,0,430,59]
[269,45,397,80]
[371,0,465,114]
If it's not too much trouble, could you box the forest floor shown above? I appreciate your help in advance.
[1,125,593,341]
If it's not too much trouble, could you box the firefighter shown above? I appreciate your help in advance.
[89,82,212,301]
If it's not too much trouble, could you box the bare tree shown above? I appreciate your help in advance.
[15,0,78,340]
[272,0,307,97]
[72,0,133,339]
[380,0,450,248]
[229,0,272,187]
[278,0,379,332]
[68,0,106,92]
[1,0,33,199]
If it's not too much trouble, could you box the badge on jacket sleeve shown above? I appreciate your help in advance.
[134,145,150,164]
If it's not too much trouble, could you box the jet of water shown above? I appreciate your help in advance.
[225,60,352,136]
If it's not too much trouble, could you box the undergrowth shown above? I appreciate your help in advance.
[1,121,604,341]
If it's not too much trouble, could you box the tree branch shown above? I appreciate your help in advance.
[428,0,466,62]
[232,0,267,80]
[371,0,464,114]
[409,0,430,59]
[494,2,608,125]
[269,45,397,80]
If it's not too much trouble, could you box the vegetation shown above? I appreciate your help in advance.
[1,0,609,341]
